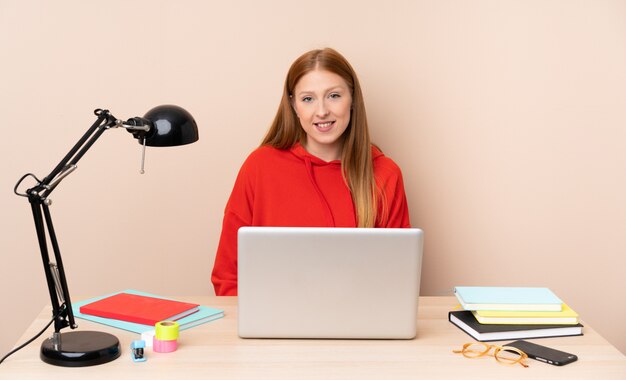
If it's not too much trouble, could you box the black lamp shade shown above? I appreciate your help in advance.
[143,105,199,147]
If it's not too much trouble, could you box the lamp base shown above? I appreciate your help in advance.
[40,331,121,367]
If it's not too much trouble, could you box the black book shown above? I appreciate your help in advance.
[448,310,583,342]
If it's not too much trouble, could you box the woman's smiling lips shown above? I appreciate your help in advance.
[314,120,335,132]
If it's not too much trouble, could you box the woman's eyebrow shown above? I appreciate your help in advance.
[296,86,346,97]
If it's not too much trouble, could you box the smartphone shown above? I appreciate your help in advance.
[505,340,578,366]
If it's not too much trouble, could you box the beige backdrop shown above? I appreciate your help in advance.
[1,0,625,356]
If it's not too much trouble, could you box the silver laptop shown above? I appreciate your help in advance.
[237,227,424,339]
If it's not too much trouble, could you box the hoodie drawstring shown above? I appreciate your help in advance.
[304,157,336,226]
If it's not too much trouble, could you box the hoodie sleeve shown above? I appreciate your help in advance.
[211,154,256,296]
[211,209,248,296]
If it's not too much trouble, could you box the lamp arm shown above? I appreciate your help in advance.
[28,200,75,333]
[39,110,112,189]
[22,109,121,334]
[33,109,118,199]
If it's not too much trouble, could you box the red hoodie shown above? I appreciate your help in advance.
[211,143,411,296]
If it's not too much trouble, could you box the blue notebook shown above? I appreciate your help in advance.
[454,286,563,311]
[72,289,224,334]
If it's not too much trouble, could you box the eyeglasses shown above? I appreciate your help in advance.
[453,342,529,368]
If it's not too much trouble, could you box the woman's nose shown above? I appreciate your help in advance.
[316,101,330,117]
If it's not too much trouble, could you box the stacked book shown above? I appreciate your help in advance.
[448,286,583,341]
[73,289,224,334]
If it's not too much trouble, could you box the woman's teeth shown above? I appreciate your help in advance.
[316,122,333,128]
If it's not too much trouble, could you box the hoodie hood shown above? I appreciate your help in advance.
[288,141,385,165]
[287,142,384,227]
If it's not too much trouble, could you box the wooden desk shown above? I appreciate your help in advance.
[1,297,624,379]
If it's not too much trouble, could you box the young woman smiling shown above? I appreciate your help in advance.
[211,48,411,296]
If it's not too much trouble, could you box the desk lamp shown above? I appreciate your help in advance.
[13,105,199,366]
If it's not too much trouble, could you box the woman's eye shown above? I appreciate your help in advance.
[329,93,341,99]
[302,96,313,102]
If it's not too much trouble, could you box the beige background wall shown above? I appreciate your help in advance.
[1,0,625,356]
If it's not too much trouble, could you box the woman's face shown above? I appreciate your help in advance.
[292,69,352,162]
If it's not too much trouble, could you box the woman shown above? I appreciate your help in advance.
[211,48,411,296]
